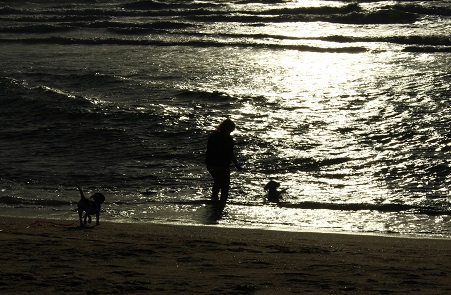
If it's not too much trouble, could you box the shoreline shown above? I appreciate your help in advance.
[1,216,451,294]
[1,208,450,241]
[1,207,449,241]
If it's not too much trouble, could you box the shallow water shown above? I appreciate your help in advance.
[1,0,451,238]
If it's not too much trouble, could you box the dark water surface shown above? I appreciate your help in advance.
[1,0,451,237]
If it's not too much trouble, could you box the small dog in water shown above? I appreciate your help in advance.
[76,184,105,227]
[264,180,286,203]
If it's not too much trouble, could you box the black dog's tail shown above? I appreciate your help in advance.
[75,184,86,199]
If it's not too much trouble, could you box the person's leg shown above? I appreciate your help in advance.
[219,167,230,209]
[207,166,230,209]
[211,179,220,203]
[208,167,221,203]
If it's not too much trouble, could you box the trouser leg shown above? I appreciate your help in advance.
[208,166,230,207]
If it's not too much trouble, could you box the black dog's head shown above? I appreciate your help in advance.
[91,193,105,204]
[264,180,280,192]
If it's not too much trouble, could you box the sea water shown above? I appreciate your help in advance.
[1,0,450,238]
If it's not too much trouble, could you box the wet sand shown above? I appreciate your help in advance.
[1,216,450,294]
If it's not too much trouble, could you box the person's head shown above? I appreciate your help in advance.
[217,118,236,134]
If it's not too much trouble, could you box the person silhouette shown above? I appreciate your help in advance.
[206,118,242,211]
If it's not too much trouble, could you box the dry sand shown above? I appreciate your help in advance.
[1,216,450,294]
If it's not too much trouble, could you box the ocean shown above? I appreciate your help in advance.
[1,0,450,238]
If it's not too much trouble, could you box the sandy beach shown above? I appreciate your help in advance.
[0,216,450,294]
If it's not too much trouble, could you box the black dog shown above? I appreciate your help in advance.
[264,180,287,203]
[76,185,105,227]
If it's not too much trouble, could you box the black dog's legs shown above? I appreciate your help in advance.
[95,213,100,226]
[83,213,92,225]
[78,209,84,227]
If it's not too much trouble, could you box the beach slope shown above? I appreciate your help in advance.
[1,216,450,294]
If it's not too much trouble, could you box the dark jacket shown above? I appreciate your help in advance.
[206,131,234,167]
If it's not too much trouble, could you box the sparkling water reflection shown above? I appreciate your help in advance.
[0,0,450,237]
